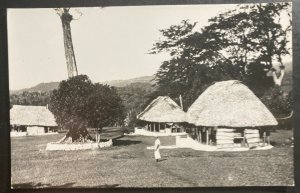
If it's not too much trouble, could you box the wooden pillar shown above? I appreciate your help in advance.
[154,123,156,132]
[159,123,161,132]
[242,129,246,147]
[263,131,266,146]
[206,128,209,145]
[199,129,202,143]
[267,134,270,145]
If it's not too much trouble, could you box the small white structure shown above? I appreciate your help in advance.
[10,105,58,136]
[136,96,186,136]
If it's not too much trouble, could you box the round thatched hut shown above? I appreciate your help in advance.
[186,80,278,148]
[136,96,186,134]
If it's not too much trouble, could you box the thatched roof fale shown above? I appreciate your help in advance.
[187,80,278,127]
[137,96,186,123]
[10,105,57,127]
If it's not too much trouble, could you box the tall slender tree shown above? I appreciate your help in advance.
[54,8,79,78]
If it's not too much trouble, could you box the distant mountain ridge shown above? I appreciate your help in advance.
[10,75,156,94]
[10,61,292,94]
[102,75,155,87]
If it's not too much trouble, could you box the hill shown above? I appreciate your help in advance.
[102,75,155,87]
[10,82,60,94]
[10,75,156,94]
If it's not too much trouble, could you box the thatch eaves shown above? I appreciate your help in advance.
[10,105,57,127]
[187,80,278,127]
[137,96,186,123]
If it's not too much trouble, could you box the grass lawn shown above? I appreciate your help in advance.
[11,129,294,188]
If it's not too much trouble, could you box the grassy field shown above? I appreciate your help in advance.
[11,129,294,188]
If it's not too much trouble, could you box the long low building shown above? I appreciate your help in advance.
[10,105,58,136]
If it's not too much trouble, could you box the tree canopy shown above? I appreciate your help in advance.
[49,75,125,142]
[150,3,291,110]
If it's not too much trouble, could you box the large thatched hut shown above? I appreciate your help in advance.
[136,96,186,134]
[10,105,58,136]
[186,80,278,148]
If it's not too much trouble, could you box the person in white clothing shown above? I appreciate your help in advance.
[154,137,161,162]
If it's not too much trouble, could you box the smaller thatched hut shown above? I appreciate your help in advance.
[186,80,278,148]
[136,96,186,134]
[10,105,58,136]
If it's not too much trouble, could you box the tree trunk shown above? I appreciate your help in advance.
[60,10,78,78]
[272,68,285,86]
[58,127,94,143]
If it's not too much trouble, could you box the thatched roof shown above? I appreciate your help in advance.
[137,96,186,123]
[187,80,278,127]
[10,105,57,127]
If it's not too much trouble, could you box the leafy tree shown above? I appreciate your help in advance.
[116,82,155,127]
[10,91,51,107]
[260,86,292,118]
[150,3,291,109]
[49,75,125,143]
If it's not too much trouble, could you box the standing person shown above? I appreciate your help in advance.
[154,136,161,162]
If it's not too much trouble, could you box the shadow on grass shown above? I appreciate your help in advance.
[113,139,141,146]
[12,182,76,188]
[90,184,119,188]
[158,158,168,162]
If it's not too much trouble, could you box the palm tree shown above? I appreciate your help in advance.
[54,8,79,78]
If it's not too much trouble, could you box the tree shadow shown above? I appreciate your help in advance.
[89,184,119,188]
[113,139,141,146]
[12,182,76,189]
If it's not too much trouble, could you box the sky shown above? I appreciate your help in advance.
[7,4,292,90]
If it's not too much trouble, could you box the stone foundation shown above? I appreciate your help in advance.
[46,139,113,151]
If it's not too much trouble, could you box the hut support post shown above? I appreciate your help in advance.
[159,123,161,132]
[206,128,209,145]
[242,129,246,147]
[154,123,156,132]
[263,131,266,146]
[199,129,202,143]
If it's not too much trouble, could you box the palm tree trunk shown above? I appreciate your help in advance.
[60,10,78,78]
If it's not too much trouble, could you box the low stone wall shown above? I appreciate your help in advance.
[46,139,113,151]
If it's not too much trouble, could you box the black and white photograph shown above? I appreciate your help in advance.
[7,3,293,188]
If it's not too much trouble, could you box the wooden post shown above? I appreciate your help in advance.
[206,128,209,145]
[267,134,270,145]
[159,123,161,132]
[263,131,266,146]
[242,129,246,147]
[199,129,202,143]
[154,123,156,132]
